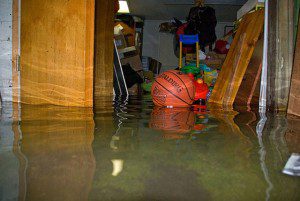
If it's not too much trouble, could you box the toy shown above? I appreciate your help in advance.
[151,70,195,107]
[142,78,153,92]
[180,62,209,103]
[194,78,209,101]
[178,35,200,68]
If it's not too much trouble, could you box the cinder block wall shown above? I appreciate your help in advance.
[0,0,13,102]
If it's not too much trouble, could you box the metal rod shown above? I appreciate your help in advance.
[259,0,268,110]
[179,42,183,68]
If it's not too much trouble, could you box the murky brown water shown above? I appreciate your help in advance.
[0,96,299,201]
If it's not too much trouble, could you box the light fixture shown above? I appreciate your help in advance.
[118,0,130,14]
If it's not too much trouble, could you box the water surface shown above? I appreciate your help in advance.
[0,96,299,201]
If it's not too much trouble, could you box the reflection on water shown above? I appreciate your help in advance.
[0,96,299,201]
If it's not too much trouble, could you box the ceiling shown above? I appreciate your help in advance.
[128,0,248,22]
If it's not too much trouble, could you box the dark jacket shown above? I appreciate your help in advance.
[186,6,217,47]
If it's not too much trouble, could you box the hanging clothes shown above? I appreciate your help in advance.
[185,6,217,50]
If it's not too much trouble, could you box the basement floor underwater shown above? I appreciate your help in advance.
[0,95,299,201]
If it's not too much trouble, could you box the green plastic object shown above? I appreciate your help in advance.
[181,62,213,74]
[142,81,153,92]
[181,62,200,75]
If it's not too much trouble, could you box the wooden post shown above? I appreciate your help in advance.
[288,15,300,116]
[179,42,183,68]
[20,0,94,107]
[267,0,294,111]
[94,0,115,102]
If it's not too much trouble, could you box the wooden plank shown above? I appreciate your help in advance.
[94,0,115,100]
[209,9,264,106]
[267,0,294,111]
[266,0,277,110]
[234,35,263,107]
[237,0,265,19]
[274,0,294,110]
[288,15,300,116]
[20,0,94,107]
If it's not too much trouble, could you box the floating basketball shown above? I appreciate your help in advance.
[149,107,195,138]
[151,70,195,107]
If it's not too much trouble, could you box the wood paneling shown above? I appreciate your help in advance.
[94,0,115,99]
[20,0,94,107]
[234,36,263,107]
[288,16,300,116]
[209,10,264,106]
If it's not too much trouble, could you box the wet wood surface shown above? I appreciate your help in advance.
[94,0,115,99]
[20,0,94,107]
[288,16,300,116]
[209,10,264,106]
[267,0,294,111]
[234,36,263,107]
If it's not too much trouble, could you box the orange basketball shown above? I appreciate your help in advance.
[149,107,195,136]
[151,70,195,107]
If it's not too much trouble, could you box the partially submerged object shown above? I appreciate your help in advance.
[151,70,195,107]
[282,154,300,177]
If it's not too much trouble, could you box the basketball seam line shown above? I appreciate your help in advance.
[154,80,190,106]
[168,71,194,101]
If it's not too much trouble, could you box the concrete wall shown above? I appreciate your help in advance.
[142,20,233,72]
[0,0,13,102]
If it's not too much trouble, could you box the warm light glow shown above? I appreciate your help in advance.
[118,1,130,13]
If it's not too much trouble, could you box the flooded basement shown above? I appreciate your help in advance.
[0,96,299,201]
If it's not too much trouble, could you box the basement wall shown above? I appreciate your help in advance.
[142,20,233,72]
[0,0,13,102]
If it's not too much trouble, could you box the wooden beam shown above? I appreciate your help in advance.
[94,0,115,100]
[20,0,94,107]
[267,0,294,111]
[234,35,263,108]
[209,9,264,106]
[288,15,300,116]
